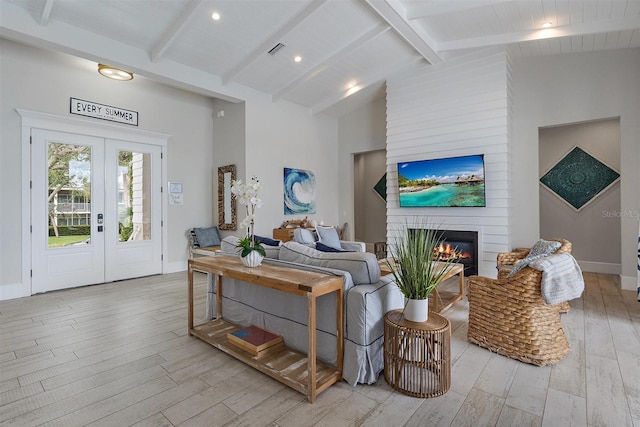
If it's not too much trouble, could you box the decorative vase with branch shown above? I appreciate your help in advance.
[387,219,457,322]
[230,175,266,267]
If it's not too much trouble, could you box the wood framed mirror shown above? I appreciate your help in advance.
[218,164,237,230]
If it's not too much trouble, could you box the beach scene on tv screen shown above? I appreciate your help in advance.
[398,154,486,207]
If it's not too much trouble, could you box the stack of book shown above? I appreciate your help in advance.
[227,325,284,358]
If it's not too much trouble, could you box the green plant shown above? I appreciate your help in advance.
[387,221,457,300]
[119,222,133,242]
[238,236,266,258]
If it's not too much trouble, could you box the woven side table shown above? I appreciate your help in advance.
[384,309,451,398]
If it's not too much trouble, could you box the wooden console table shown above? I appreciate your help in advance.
[187,256,344,403]
[379,259,465,313]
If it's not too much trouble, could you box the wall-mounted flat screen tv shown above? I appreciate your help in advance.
[397,154,486,207]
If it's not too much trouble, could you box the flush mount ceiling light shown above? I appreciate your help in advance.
[98,64,133,81]
[541,21,553,28]
[211,11,220,20]
[294,55,302,63]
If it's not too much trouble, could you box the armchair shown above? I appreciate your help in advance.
[467,239,572,366]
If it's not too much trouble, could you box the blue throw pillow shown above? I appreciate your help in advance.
[315,225,341,249]
[254,235,281,246]
[194,227,221,248]
[315,242,345,252]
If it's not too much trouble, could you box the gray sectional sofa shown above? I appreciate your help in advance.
[205,236,403,385]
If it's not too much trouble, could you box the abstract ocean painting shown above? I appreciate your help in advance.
[284,168,316,214]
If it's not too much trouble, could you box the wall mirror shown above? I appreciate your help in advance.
[218,164,237,230]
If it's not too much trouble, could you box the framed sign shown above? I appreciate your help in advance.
[70,97,138,126]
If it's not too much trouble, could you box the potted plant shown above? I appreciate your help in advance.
[230,175,266,267]
[387,220,457,322]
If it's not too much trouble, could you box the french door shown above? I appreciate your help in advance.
[31,129,162,293]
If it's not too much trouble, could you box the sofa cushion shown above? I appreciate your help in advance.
[279,241,380,285]
[220,236,280,259]
[194,226,221,247]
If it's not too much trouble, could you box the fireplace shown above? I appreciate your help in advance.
[410,229,479,276]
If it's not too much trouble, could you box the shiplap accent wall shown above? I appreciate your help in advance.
[385,48,512,277]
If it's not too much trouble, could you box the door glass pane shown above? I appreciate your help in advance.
[118,151,152,242]
[47,142,91,248]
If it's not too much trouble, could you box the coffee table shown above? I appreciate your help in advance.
[378,259,465,313]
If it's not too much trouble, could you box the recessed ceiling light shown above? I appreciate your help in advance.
[294,55,302,63]
[97,64,133,81]
[542,21,553,28]
[211,12,221,21]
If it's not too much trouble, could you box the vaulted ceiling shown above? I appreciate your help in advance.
[1,0,639,116]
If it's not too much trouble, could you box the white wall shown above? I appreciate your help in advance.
[212,98,246,236]
[0,39,340,299]
[386,48,511,277]
[0,39,217,298]
[243,97,339,237]
[210,96,340,240]
[512,48,640,289]
[338,96,388,240]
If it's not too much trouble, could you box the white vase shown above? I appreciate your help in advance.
[404,298,429,322]
[241,251,264,267]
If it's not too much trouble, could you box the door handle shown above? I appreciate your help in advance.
[97,213,103,224]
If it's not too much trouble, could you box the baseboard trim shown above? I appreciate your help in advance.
[0,282,30,301]
[577,261,620,275]
[621,275,638,291]
[166,260,187,274]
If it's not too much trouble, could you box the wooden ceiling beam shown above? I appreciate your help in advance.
[39,0,55,26]
[438,16,640,52]
[150,0,205,62]
[272,24,390,102]
[222,0,326,85]
[364,0,441,65]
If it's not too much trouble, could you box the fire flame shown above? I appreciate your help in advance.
[433,242,470,261]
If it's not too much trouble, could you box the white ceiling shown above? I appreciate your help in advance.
[1,0,639,116]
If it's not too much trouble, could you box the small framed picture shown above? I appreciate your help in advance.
[168,182,183,194]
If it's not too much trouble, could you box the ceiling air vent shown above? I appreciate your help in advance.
[268,43,286,55]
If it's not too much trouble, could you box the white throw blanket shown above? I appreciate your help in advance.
[528,253,585,305]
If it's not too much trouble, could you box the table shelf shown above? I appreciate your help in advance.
[191,318,341,396]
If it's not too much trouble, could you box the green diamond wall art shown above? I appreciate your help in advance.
[540,146,620,211]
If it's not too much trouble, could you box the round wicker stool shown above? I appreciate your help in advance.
[384,309,451,398]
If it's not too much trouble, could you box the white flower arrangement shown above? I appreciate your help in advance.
[230,175,265,257]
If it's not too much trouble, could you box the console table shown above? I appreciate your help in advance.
[187,256,344,403]
[379,259,465,313]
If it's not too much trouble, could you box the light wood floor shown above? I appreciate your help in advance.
[1,271,638,426]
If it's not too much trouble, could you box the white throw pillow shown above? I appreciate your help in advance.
[293,228,316,245]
